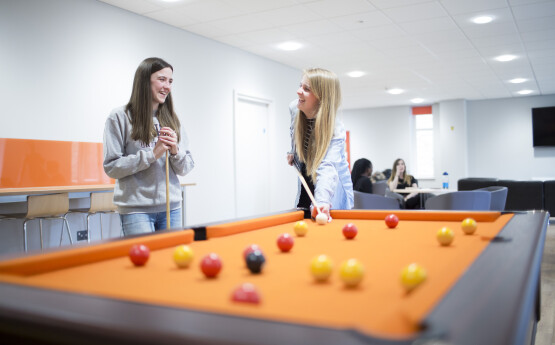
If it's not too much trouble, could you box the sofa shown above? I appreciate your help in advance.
[458,178,554,216]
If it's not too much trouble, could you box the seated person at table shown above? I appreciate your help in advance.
[387,158,420,209]
[351,158,373,193]
[371,171,386,183]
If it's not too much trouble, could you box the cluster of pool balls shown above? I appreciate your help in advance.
[127,214,479,300]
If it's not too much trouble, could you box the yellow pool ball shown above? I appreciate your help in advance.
[436,227,454,246]
[310,254,333,282]
[173,245,194,268]
[339,258,364,287]
[400,263,427,292]
[461,218,477,235]
[294,221,308,237]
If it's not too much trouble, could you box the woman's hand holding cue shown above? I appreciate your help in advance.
[154,127,178,159]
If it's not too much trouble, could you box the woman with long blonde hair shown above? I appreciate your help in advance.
[287,68,354,220]
[387,158,420,209]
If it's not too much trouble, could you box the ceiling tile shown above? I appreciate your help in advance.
[511,1,555,20]
[397,17,458,34]
[329,11,393,30]
[303,0,376,17]
[440,0,509,15]
[382,2,448,22]
[99,0,161,14]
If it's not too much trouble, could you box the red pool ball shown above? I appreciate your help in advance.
[385,214,399,229]
[342,223,358,239]
[200,253,222,278]
[231,283,261,304]
[243,244,261,260]
[277,233,294,252]
[129,244,150,266]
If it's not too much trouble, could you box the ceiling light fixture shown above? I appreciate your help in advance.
[277,41,302,51]
[509,78,527,84]
[387,88,404,95]
[472,16,493,24]
[494,54,517,62]
[411,98,424,104]
[517,90,534,95]
[347,71,365,78]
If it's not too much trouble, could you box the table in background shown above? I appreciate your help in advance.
[0,209,548,345]
[0,183,196,226]
[393,188,453,208]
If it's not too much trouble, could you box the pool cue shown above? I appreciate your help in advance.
[166,151,170,229]
[293,165,322,215]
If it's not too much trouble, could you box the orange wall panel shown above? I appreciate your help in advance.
[0,139,113,188]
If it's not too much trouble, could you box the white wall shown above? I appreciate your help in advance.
[438,100,468,187]
[343,95,555,188]
[340,106,414,178]
[467,95,555,180]
[0,0,299,255]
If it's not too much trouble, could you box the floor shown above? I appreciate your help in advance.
[537,221,555,345]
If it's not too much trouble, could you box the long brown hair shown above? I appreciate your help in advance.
[388,158,413,185]
[126,57,181,146]
[294,68,341,181]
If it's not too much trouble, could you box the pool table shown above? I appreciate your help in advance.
[0,209,549,345]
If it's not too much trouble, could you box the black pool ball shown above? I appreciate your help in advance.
[246,250,266,274]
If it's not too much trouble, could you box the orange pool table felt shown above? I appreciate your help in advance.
[0,210,518,340]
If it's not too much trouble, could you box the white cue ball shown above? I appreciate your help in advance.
[316,213,328,225]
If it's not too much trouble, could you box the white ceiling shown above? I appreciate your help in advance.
[99,0,555,109]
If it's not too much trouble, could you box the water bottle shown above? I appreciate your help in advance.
[442,172,449,189]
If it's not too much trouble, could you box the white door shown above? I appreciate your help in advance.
[234,94,271,218]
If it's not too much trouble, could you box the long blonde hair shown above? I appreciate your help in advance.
[294,68,341,181]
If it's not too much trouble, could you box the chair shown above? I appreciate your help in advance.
[372,180,388,196]
[425,191,491,211]
[497,180,544,211]
[457,177,498,191]
[476,186,508,211]
[67,191,120,243]
[0,193,73,252]
[353,191,400,210]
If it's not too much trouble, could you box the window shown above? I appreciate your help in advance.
[413,107,434,178]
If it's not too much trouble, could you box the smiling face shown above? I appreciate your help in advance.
[296,75,319,119]
[151,67,173,110]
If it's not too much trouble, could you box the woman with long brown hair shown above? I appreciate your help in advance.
[103,57,194,235]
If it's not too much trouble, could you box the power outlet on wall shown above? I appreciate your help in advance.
[77,230,88,241]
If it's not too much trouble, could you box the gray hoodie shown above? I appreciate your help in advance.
[103,106,194,214]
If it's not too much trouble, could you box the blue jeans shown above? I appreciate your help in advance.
[120,209,182,236]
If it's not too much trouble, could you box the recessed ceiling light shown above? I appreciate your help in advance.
[411,98,424,104]
[387,88,404,95]
[494,54,517,62]
[509,78,527,84]
[517,90,534,95]
[347,71,365,78]
[472,16,493,24]
[277,41,302,51]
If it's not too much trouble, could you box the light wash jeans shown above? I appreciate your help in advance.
[120,208,182,236]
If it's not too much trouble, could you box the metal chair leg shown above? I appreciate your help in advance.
[58,217,65,246]
[39,219,44,250]
[99,213,104,240]
[23,219,29,252]
[86,213,92,244]
[64,217,73,245]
